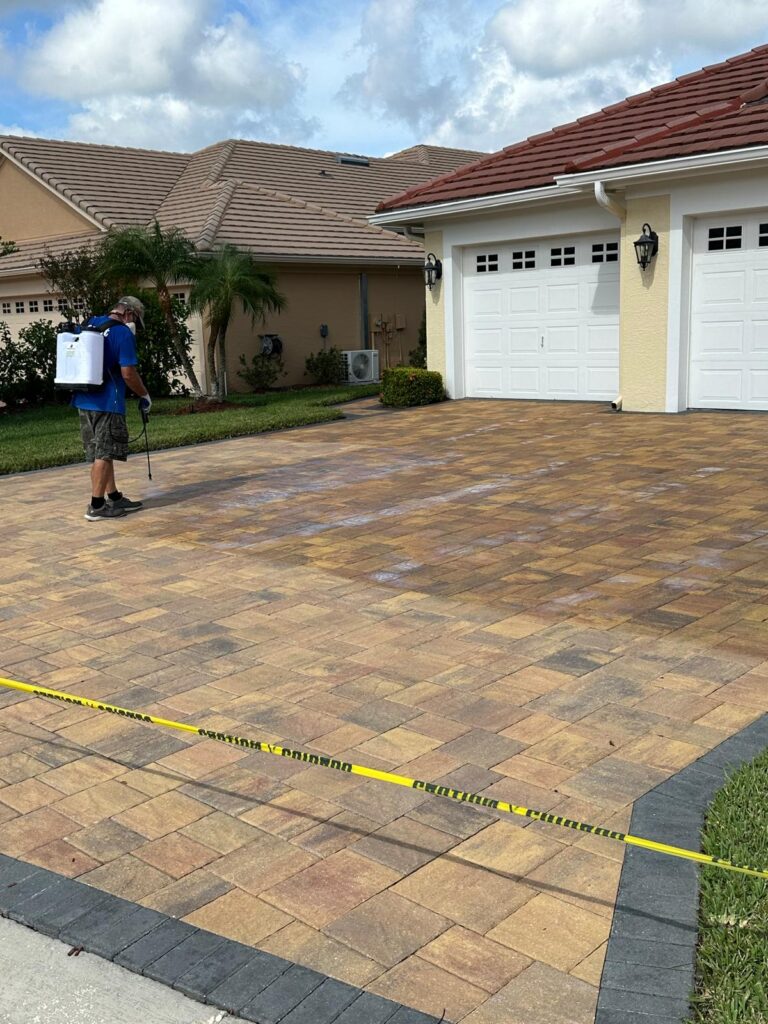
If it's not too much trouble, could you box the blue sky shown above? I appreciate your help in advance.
[1,0,768,155]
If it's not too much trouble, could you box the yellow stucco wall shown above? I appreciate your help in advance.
[424,229,446,380]
[619,195,670,412]
[0,158,94,241]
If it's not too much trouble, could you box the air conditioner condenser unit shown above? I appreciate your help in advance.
[342,349,380,384]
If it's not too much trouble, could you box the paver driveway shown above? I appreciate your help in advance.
[2,398,768,1023]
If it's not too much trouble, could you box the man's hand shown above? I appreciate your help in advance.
[138,394,152,414]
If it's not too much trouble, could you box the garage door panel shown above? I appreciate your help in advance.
[546,367,580,395]
[468,328,504,358]
[697,321,744,354]
[754,269,768,303]
[750,371,768,400]
[587,367,619,394]
[464,234,619,401]
[692,368,744,403]
[697,269,746,305]
[509,368,543,395]
[587,324,618,353]
[589,278,620,310]
[753,321,768,350]
[508,286,539,314]
[547,326,578,353]
[509,328,540,354]
[546,284,579,313]
[470,289,503,316]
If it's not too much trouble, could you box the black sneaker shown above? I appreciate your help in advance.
[106,494,143,513]
[84,503,127,521]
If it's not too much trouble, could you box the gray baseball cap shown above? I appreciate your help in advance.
[115,295,145,327]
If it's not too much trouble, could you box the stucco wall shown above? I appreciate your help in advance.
[423,230,445,380]
[619,195,671,412]
[0,158,94,241]
[225,264,424,390]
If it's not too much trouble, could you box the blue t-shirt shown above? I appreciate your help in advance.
[71,316,138,415]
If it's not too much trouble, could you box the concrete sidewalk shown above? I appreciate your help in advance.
[0,917,245,1024]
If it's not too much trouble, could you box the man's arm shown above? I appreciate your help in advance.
[121,365,149,398]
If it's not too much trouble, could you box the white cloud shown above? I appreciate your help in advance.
[16,0,316,149]
[490,0,768,76]
[339,0,768,153]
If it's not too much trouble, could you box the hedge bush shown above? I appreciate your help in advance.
[380,366,445,407]
[305,346,344,385]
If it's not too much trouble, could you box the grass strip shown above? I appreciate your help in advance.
[688,746,768,1023]
[0,384,381,475]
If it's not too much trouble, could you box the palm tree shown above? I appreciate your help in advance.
[188,245,286,400]
[100,222,203,395]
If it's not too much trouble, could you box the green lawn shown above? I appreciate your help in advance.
[0,384,381,475]
[687,748,768,1024]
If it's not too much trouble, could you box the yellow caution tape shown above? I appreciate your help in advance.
[1,675,766,880]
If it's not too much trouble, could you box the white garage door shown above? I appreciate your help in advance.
[690,213,768,410]
[463,234,620,400]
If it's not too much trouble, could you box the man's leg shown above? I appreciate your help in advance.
[90,458,114,500]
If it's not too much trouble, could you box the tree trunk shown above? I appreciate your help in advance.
[158,285,203,397]
[206,324,220,400]
[217,323,228,399]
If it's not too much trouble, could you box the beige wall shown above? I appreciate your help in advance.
[225,263,424,390]
[619,195,671,412]
[0,158,94,241]
[423,230,446,380]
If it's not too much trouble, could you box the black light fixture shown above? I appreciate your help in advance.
[423,252,442,289]
[634,223,659,270]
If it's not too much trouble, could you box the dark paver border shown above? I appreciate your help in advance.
[596,713,768,1024]
[0,852,441,1024]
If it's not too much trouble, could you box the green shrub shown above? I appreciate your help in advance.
[0,319,60,406]
[237,352,286,391]
[134,292,193,397]
[380,366,445,407]
[305,346,344,385]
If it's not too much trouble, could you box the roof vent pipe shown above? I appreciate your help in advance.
[594,180,626,221]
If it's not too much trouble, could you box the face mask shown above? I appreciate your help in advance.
[126,322,136,336]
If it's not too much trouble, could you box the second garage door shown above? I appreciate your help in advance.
[463,234,620,400]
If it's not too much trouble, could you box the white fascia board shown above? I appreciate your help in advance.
[369,183,585,226]
[0,148,106,232]
[556,145,768,187]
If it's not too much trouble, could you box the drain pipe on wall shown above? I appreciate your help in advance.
[594,181,626,411]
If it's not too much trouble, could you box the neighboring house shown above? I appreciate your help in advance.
[0,137,484,390]
[372,44,768,413]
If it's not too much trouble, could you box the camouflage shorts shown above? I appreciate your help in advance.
[78,410,129,463]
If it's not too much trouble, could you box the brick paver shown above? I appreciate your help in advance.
[2,398,768,1020]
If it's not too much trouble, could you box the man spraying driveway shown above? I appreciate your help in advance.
[71,296,151,521]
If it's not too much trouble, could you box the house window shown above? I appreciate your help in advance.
[15,301,24,314]
[759,223,768,247]
[1,302,10,315]
[43,299,54,312]
[28,300,39,313]
[173,291,187,302]
[550,245,575,267]
[708,225,742,251]
[57,298,67,312]
[512,249,535,270]
[592,241,619,263]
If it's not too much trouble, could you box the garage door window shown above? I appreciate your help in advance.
[476,253,499,273]
[591,241,618,263]
[759,223,768,247]
[550,245,575,267]
[512,249,536,270]
[708,225,742,251]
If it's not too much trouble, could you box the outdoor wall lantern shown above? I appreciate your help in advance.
[634,223,659,270]
[423,252,443,289]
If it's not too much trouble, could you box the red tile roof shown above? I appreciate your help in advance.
[377,45,768,213]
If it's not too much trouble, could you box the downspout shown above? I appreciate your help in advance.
[594,181,626,411]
